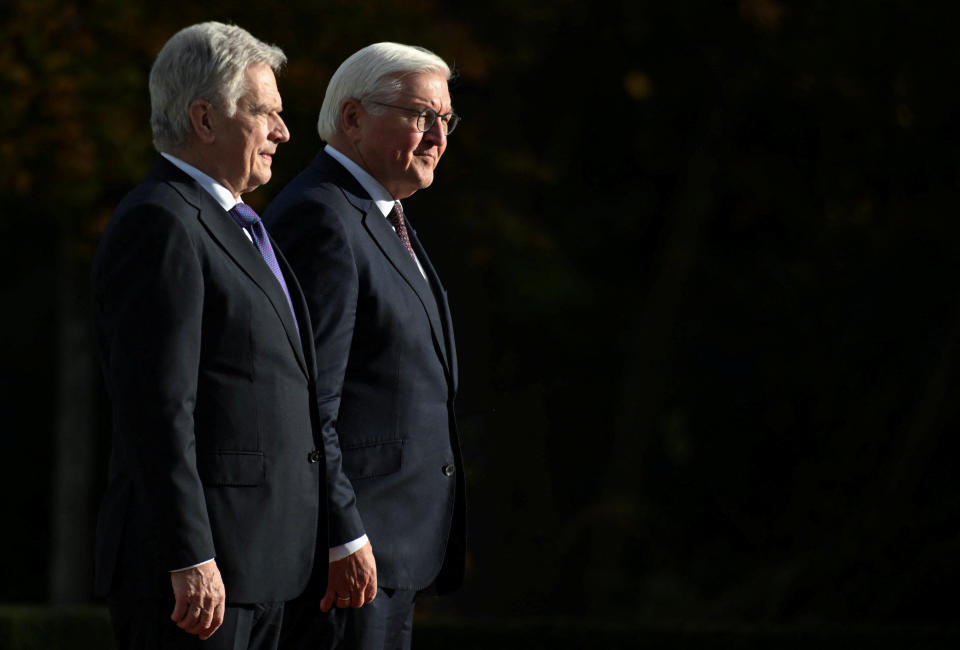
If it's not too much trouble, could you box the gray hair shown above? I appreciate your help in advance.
[149,22,286,153]
[317,42,451,142]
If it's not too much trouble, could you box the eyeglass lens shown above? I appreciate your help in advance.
[418,109,460,135]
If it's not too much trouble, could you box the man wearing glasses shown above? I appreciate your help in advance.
[263,43,465,650]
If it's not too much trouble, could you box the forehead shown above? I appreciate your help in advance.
[241,64,281,106]
[397,72,450,107]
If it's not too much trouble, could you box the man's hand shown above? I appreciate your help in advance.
[170,559,226,640]
[321,541,377,611]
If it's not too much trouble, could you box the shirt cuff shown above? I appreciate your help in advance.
[329,535,369,562]
[170,558,215,572]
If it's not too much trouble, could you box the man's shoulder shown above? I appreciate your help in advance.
[264,153,368,229]
[115,177,183,217]
[114,159,200,221]
[98,164,209,262]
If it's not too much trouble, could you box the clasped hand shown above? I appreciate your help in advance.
[321,541,377,611]
[170,559,226,640]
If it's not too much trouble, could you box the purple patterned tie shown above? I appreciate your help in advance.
[229,203,299,332]
[386,201,418,262]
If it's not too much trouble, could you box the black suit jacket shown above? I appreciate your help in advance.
[263,151,465,593]
[91,157,347,603]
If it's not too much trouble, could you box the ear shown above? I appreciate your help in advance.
[339,98,364,140]
[188,100,216,145]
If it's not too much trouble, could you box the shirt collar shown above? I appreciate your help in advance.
[324,144,398,218]
[160,152,245,212]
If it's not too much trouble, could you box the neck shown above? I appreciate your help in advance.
[172,144,242,200]
[327,134,367,174]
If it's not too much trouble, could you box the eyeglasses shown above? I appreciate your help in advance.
[362,100,461,135]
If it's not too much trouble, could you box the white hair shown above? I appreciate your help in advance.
[317,42,452,142]
[149,22,286,153]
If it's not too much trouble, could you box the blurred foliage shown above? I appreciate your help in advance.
[0,606,114,650]
[2,0,959,631]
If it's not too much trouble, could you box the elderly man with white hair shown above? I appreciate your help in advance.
[264,42,466,650]
[92,22,359,650]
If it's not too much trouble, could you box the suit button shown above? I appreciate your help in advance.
[442,464,456,477]
[308,450,322,463]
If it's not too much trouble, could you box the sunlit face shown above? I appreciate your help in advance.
[354,72,450,200]
[208,63,289,197]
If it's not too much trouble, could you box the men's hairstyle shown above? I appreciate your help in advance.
[317,42,452,142]
[149,21,286,153]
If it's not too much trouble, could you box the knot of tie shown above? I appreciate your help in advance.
[229,203,261,227]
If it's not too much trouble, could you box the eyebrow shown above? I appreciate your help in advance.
[413,104,456,115]
[398,94,452,111]
[248,102,281,114]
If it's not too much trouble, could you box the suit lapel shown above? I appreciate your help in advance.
[275,245,316,376]
[408,224,458,392]
[349,198,454,381]
[319,152,455,382]
[158,160,308,376]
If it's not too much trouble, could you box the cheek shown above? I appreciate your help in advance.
[396,147,417,167]
[402,131,424,151]
[247,128,266,154]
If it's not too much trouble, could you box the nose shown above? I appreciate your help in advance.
[271,113,290,143]
[422,118,446,146]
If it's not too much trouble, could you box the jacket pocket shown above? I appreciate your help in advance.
[341,440,403,479]
[197,451,265,487]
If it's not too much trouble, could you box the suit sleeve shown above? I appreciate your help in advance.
[272,198,366,547]
[93,203,215,571]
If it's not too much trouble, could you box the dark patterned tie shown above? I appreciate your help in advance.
[386,201,418,262]
[228,203,299,332]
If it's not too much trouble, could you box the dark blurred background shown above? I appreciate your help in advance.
[2,0,959,645]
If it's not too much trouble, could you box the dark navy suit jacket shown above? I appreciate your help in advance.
[91,157,353,603]
[263,151,465,593]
